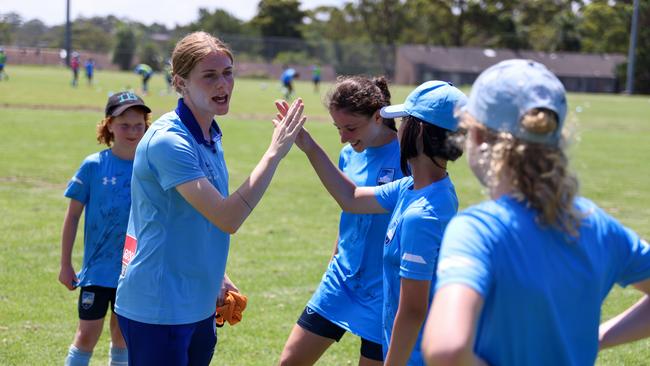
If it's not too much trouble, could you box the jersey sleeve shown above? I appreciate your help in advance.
[613,224,650,287]
[63,157,93,204]
[374,177,406,212]
[146,130,206,191]
[398,208,443,281]
[435,212,494,297]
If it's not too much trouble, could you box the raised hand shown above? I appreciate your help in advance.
[268,98,307,159]
[274,99,312,152]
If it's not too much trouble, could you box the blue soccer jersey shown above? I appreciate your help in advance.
[436,196,650,366]
[375,175,458,365]
[308,139,402,343]
[115,103,230,325]
[64,149,134,288]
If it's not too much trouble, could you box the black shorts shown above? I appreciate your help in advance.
[78,286,116,320]
[297,306,383,361]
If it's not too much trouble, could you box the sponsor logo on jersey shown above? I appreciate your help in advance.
[377,168,395,186]
[121,234,137,277]
[102,176,117,185]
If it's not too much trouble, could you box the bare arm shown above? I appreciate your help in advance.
[599,279,650,350]
[59,199,84,290]
[176,99,306,234]
[385,278,431,366]
[275,100,386,214]
[422,284,488,366]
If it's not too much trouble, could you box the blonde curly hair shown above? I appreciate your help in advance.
[463,109,582,237]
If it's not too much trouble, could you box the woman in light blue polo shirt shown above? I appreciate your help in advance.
[114,31,306,366]
[422,59,650,366]
[278,80,466,365]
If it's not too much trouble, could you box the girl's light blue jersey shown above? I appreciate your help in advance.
[308,139,401,343]
[116,109,229,325]
[64,149,134,288]
[375,175,458,365]
[436,196,650,366]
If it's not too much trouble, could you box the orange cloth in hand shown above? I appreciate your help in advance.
[215,291,248,327]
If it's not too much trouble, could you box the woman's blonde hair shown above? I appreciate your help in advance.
[464,109,581,237]
[96,110,152,146]
[171,31,234,94]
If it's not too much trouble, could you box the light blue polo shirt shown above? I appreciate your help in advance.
[115,99,230,325]
[64,149,134,288]
[375,175,458,365]
[436,196,650,366]
[308,139,401,343]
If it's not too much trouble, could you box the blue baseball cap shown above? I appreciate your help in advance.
[465,59,567,145]
[380,80,467,131]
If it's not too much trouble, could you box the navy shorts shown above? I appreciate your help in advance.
[78,286,116,320]
[297,306,383,361]
[117,313,217,366]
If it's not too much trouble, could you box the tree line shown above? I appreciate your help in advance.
[0,0,648,93]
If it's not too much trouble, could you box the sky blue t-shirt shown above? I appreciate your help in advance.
[64,149,134,288]
[375,175,458,365]
[115,108,230,325]
[436,196,650,366]
[308,139,402,343]
[281,68,297,83]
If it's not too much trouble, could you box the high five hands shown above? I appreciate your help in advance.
[268,98,307,158]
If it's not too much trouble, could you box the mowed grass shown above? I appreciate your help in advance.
[0,65,649,365]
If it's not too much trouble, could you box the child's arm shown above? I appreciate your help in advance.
[59,199,84,290]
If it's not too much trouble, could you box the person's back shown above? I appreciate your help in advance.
[423,59,650,366]
[440,195,648,366]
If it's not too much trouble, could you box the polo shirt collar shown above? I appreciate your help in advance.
[175,98,222,149]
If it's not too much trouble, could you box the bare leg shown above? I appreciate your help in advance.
[278,324,336,366]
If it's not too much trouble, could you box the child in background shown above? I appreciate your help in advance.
[134,63,153,95]
[59,91,151,366]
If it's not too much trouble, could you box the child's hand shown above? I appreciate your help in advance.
[59,264,79,290]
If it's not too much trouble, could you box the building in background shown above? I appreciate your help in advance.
[395,45,625,93]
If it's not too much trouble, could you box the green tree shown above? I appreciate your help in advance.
[13,19,48,47]
[0,12,23,45]
[190,8,244,35]
[139,42,162,71]
[579,1,630,53]
[250,0,305,59]
[251,0,305,39]
[113,27,136,70]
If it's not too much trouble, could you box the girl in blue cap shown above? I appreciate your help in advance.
[422,59,650,366]
[60,91,151,366]
[276,80,466,365]
[279,76,402,366]
[114,32,306,366]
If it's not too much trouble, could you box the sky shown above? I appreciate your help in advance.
[1,0,346,28]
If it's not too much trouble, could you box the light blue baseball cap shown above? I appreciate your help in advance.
[465,59,567,145]
[380,80,467,131]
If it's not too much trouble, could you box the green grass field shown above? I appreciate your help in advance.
[0,65,649,365]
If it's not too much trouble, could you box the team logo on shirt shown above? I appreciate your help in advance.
[377,168,395,186]
[384,219,399,245]
[102,176,117,185]
[81,291,95,310]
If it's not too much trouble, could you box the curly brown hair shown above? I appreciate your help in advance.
[96,110,152,146]
[326,75,395,131]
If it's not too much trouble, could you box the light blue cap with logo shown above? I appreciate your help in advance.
[380,80,467,132]
[465,59,567,145]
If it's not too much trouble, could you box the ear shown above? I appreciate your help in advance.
[173,75,186,93]
[372,110,382,124]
